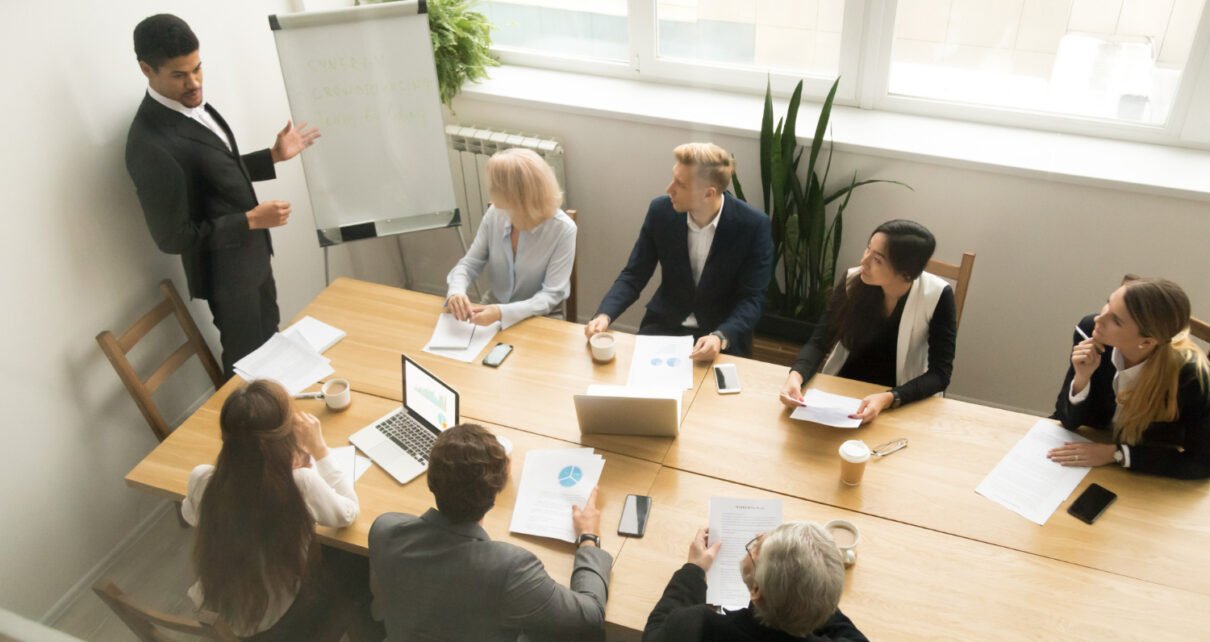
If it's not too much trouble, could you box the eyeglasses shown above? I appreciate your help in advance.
[745,533,764,563]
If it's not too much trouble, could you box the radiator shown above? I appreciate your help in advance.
[445,125,567,242]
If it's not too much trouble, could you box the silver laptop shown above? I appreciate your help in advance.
[573,386,681,437]
[349,355,459,484]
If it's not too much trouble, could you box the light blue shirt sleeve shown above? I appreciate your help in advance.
[445,208,495,299]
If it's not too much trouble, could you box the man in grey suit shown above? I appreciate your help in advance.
[369,423,611,641]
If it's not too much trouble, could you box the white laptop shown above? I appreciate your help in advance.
[573,385,681,437]
[349,355,459,484]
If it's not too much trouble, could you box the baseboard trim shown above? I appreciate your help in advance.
[41,502,173,626]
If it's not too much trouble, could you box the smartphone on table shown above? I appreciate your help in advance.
[618,494,653,537]
[713,363,741,394]
[1067,483,1116,524]
[482,342,513,368]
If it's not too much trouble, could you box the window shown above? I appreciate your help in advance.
[482,0,1210,146]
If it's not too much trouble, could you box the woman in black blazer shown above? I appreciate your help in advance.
[1049,278,1210,479]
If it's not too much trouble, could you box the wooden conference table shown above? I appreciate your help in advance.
[126,278,1210,639]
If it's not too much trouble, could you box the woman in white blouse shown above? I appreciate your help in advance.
[182,380,379,640]
[446,147,577,329]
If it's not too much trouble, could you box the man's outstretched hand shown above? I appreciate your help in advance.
[271,120,321,163]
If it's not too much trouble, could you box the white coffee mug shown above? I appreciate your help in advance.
[823,519,861,567]
[321,378,352,411]
[589,332,616,363]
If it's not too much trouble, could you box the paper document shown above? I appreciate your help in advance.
[234,332,334,395]
[790,389,863,428]
[707,496,784,610]
[975,419,1091,525]
[317,446,372,482]
[284,316,346,354]
[510,448,605,543]
[423,314,500,363]
[628,335,694,390]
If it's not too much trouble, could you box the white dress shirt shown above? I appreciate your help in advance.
[681,197,724,328]
[446,206,577,329]
[181,454,359,635]
[1068,347,1142,467]
[147,86,232,151]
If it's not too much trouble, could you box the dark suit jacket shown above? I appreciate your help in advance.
[642,564,866,642]
[369,509,612,642]
[1052,314,1210,479]
[125,93,275,300]
[596,194,773,357]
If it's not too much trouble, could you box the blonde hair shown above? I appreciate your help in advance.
[750,521,844,636]
[1115,278,1210,444]
[673,142,735,192]
[486,148,563,231]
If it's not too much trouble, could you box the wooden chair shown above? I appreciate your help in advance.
[97,279,223,442]
[92,580,239,642]
[565,209,579,322]
[1122,274,1209,343]
[926,252,977,329]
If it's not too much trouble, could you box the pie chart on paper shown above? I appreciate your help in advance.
[558,465,583,488]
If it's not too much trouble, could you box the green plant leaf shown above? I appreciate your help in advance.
[806,78,840,175]
[822,180,913,205]
[760,78,774,214]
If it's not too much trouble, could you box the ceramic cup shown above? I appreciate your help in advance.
[321,378,352,411]
[589,332,616,363]
[823,519,861,567]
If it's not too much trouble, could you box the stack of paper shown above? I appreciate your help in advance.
[284,316,346,354]
[975,419,1092,525]
[234,332,334,395]
[510,448,606,543]
[707,496,784,609]
[628,335,694,390]
[423,313,500,363]
[790,389,863,428]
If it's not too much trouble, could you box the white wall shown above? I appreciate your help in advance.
[0,0,334,620]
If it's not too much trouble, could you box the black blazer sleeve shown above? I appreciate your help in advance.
[715,213,774,349]
[596,204,660,322]
[791,284,846,381]
[641,563,707,642]
[242,148,276,183]
[1052,314,1117,431]
[1130,363,1210,479]
[893,285,957,404]
[126,140,253,254]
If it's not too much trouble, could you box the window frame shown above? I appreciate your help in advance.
[483,0,1210,149]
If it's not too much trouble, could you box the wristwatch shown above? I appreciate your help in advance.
[710,330,729,352]
[890,389,903,409]
[578,533,601,548]
[1112,446,1124,466]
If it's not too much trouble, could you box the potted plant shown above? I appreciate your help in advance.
[733,78,910,342]
[361,0,499,109]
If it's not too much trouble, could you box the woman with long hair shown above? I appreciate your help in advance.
[779,219,957,423]
[181,380,373,639]
[445,147,577,328]
[1049,278,1210,479]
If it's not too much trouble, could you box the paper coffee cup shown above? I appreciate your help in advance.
[589,332,616,363]
[838,440,871,486]
[321,378,352,411]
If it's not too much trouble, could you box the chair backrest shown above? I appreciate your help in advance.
[96,279,223,441]
[1121,274,1210,344]
[92,580,239,642]
[565,209,579,322]
[926,252,977,328]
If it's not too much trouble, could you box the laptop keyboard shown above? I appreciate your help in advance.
[377,412,437,463]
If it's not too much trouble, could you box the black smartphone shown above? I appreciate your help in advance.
[482,343,513,368]
[618,494,653,537]
[1067,483,1117,524]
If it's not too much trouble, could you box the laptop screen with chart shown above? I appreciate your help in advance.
[404,357,457,432]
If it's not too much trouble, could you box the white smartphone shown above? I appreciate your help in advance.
[713,363,741,394]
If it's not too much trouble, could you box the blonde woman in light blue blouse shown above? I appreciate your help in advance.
[446,147,577,329]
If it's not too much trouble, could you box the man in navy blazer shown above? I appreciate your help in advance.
[585,143,773,359]
[125,14,319,377]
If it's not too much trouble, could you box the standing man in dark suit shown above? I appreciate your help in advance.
[584,143,773,360]
[126,14,319,377]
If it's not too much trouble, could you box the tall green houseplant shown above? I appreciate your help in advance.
[734,78,909,330]
[363,0,499,109]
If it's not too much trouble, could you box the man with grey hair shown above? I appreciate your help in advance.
[642,522,866,641]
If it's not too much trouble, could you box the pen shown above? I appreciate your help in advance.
[1074,325,1090,341]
